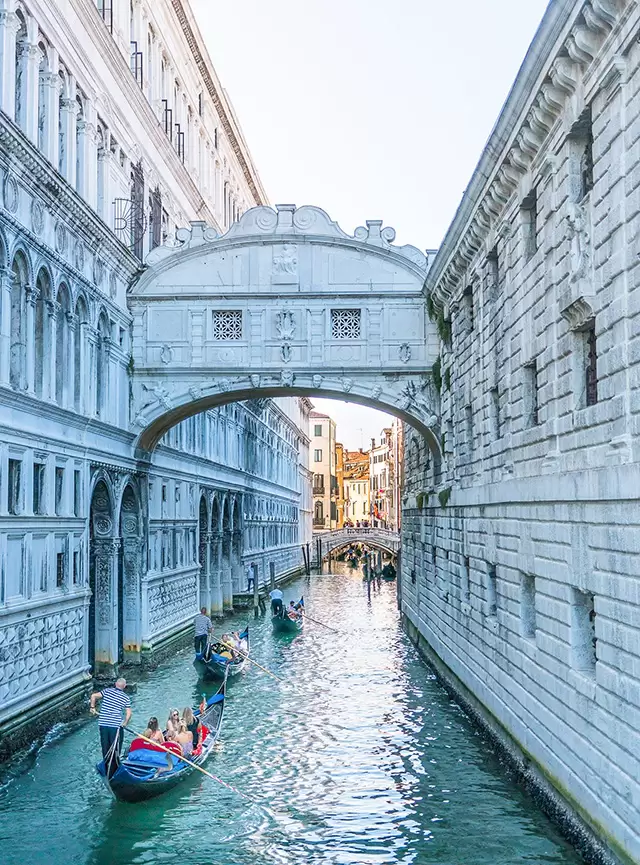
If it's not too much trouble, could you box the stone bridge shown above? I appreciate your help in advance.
[128,204,441,458]
[316,527,401,559]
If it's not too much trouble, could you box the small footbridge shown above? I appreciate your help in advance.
[315,527,400,561]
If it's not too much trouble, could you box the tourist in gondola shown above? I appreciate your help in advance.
[175,721,194,756]
[143,716,165,744]
[165,708,181,739]
[89,677,132,763]
[182,706,201,750]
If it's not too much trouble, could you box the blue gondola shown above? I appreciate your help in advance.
[272,597,304,634]
[96,678,226,803]
[193,625,249,682]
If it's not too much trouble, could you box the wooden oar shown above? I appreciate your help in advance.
[125,728,251,800]
[221,642,285,683]
[297,611,341,634]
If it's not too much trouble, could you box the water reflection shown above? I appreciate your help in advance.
[0,564,583,865]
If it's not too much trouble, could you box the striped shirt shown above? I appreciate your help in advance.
[98,687,131,729]
[194,613,212,637]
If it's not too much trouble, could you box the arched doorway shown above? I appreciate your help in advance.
[119,484,143,663]
[210,498,222,616]
[89,479,118,673]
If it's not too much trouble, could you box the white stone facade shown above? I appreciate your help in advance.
[0,0,309,751]
[401,2,640,862]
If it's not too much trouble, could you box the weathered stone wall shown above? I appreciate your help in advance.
[401,2,640,863]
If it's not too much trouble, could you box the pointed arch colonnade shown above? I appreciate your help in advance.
[198,491,242,616]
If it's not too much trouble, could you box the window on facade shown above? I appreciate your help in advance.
[487,246,499,302]
[521,573,536,638]
[314,449,322,462]
[96,0,114,32]
[331,308,361,339]
[55,467,64,515]
[314,501,324,522]
[73,470,81,516]
[313,473,324,491]
[465,405,473,460]
[580,125,594,200]
[8,458,22,515]
[490,387,501,440]
[33,463,45,515]
[56,551,65,588]
[524,360,539,427]
[486,565,497,618]
[462,556,471,604]
[73,550,80,585]
[462,285,474,331]
[314,424,322,436]
[212,310,242,340]
[521,187,538,260]
[571,588,596,673]
[584,320,598,407]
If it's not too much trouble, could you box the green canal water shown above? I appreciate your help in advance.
[0,565,583,865]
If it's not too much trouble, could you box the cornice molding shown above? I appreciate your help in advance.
[171,0,267,207]
[425,0,632,310]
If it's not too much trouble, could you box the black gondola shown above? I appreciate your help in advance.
[272,597,304,634]
[193,625,249,681]
[96,677,226,803]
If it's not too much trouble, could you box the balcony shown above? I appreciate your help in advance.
[313,518,325,528]
[313,485,325,495]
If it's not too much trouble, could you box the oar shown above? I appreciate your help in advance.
[297,611,341,634]
[220,642,285,683]
[125,729,251,800]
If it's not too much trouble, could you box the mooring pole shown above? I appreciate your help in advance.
[253,562,259,618]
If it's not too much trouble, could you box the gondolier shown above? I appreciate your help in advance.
[194,607,212,654]
[269,587,284,616]
[90,678,132,764]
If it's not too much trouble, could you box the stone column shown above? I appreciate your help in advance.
[45,299,58,402]
[59,83,77,185]
[0,5,18,119]
[65,311,75,410]
[211,533,223,617]
[198,530,211,614]
[83,102,98,209]
[39,43,59,165]
[121,535,142,663]
[24,284,37,394]
[21,37,40,142]
[0,268,11,386]
[86,326,98,417]
[222,535,233,612]
[92,537,121,673]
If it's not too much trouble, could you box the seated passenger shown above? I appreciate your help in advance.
[182,706,201,750]
[165,708,180,739]
[142,716,164,744]
[175,721,194,757]
[287,601,299,619]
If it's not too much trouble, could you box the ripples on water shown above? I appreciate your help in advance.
[0,567,583,865]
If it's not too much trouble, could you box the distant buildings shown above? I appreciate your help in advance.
[310,412,338,529]
[369,425,400,530]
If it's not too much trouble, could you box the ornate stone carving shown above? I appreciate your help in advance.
[250,374,261,388]
[142,382,172,410]
[55,222,67,254]
[566,202,590,282]
[280,370,294,387]
[219,378,231,392]
[272,244,298,281]
[93,255,105,287]
[560,297,594,331]
[280,343,292,363]
[341,377,354,393]
[3,173,18,213]
[74,239,85,271]
[160,344,173,364]
[189,385,202,400]
[312,374,323,389]
[147,574,197,635]
[398,343,412,363]
[275,310,295,340]
[31,198,44,235]
[371,385,383,400]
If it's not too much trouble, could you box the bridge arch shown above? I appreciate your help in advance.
[317,528,401,561]
[128,204,441,458]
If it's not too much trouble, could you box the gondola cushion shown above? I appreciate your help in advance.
[128,738,182,756]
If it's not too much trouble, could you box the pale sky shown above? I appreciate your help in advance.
[191,0,549,444]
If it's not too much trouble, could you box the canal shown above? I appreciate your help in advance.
[0,564,583,865]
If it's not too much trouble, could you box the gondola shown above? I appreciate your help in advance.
[96,677,226,803]
[272,597,304,634]
[193,625,249,682]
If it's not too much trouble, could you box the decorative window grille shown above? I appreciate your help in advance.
[212,311,242,340]
[130,41,143,88]
[331,308,361,339]
[96,0,113,32]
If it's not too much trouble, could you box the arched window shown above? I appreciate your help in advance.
[9,252,28,390]
[34,267,52,399]
[74,295,88,412]
[75,92,85,195]
[37,42,50,154]
[95,311,109,418]
[55,284,71,405]
[14,11,27,128]
[314,500,324,522]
